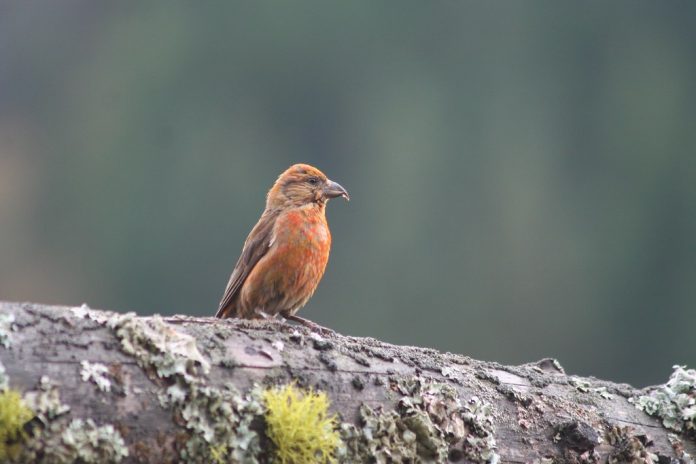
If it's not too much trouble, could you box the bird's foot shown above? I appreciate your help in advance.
[254,309,273,320]
[282,313,335,335]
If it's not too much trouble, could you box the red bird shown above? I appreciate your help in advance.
[216,164,349,331]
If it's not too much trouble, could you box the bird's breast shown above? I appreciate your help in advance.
[240,208,332,313]
[274,209,332,259]
[270,209,332,295]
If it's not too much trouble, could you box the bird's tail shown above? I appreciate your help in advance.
[215,302,236,319]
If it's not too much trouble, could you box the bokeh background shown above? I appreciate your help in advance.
[1,1,694,387]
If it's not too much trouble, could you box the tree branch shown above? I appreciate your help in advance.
[0,302,693,463]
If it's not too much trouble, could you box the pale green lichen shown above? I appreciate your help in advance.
[570,377,613,399]
[21,417,129,464]
[0,361,8,391]
[339,377,499,464]
[461,395,499,463]
[570,377,592,392]
[19,376,128,463]
[71,303,110,324]
[22,376,71,423]
[108,313,210,382]
[340,404,426,463]
[109,313,262,463]
[80,361,112,393]
[0,313,15,348]
[263,384,341,464]
[57,418,129,463]
[108,313,501,463]
[631,365,696,433]
[176,384,263,464]
[594,386,613,400]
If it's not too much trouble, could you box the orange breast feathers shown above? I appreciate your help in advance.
[238,205,332,316]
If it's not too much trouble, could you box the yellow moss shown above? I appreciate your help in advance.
[0,389,34,461]
[209,443,228,464]
[263,384,341,464]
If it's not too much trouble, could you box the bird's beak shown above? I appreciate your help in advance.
[323,180,350,201]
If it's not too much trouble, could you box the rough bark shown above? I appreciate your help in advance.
[0,301,693,463]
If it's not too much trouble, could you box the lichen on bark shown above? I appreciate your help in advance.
[339,376,499,463]
[632,365,696,434]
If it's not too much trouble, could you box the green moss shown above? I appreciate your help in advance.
[0,389,34,461]
[263,384,341,464]
[631,365,696,433]
[209,443,229,464]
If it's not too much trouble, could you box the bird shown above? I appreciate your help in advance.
[216,164,349,332]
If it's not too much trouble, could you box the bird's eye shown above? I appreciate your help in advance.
[307,177,320,186]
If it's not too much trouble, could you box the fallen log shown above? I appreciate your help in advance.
[0,301,693,463]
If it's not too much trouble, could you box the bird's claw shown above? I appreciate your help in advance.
[304,321,335,336]
[282,313,335,335]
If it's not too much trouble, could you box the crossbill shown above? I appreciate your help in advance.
[216,164,349,331]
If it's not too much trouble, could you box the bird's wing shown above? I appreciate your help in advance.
[216,210,278,318]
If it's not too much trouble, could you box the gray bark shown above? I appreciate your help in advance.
[0,301,693,463]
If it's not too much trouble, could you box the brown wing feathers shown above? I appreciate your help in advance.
[216,210,277,318]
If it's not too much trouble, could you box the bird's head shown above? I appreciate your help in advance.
[267,164,349,209]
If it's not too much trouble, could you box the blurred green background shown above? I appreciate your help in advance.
[1,1,694,387]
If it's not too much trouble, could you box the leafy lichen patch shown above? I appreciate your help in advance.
[339,377,499,463]
[0,361,8,391]
[22,376,71,424]
[109,313,209,382]
[632,365,696,433]
[80,360,112,393]
[2,372,128,464]
[339,404,425,463]
[109,312,263,463]
[460,395,499,463]
[57,418,129,463]
[20,376,125,463]
[70,303,111,324]
[175,384,263,464]
[569,377,613,400]
[0,313,15,348]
